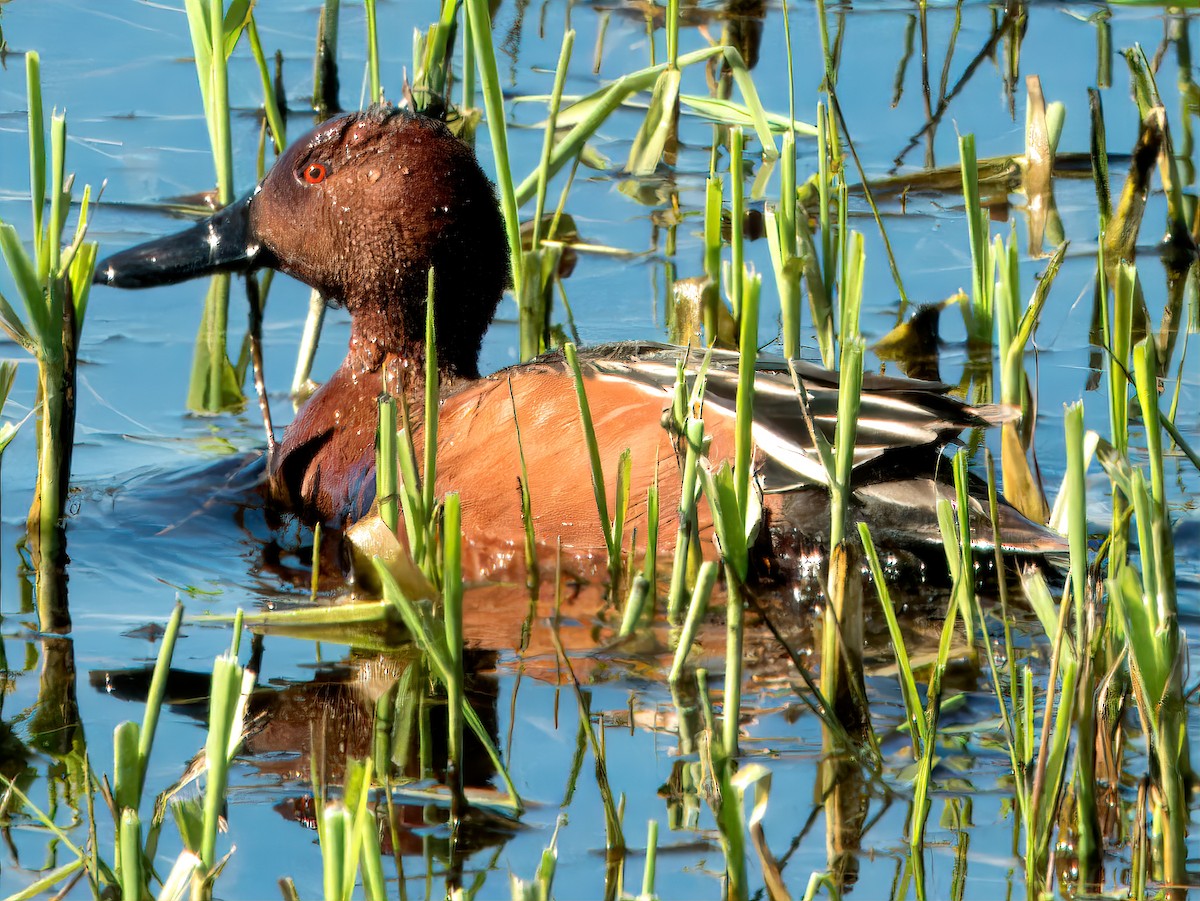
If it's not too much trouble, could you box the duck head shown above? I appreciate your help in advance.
[95,105,510,378]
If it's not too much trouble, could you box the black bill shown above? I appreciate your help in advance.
[93,189,270,288]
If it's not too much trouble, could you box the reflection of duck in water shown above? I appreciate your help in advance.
[94,104,1061,586]
[91,646,514,856]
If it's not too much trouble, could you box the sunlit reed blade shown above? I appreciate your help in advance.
[183,0,250,414]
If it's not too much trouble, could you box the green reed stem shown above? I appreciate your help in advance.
[422,269,439,530]
[1020,565,1077,887]
[183,0,246,413]
[814,0,835,84]
[618,573,651,637]
[770,131,801,360]
[959,133,993,349]
[26,53,45,249]
[118,809,142,901]
[703,177,723,343]
[995,228,1020,405]
[1105,260,1136,580]
[359,796,386,901]
[364,0,380,104]
[321,803,350,901]
[668,417,705,622]
[642,480,659,601]
[563,342,625,580]
[723,564,744,760]
[292,290,327,398]
[1,57,97,630]
[377,394,399,534]
[137,602,184,803]
[1063,401,1101,878]
[817,102,833,336]
[733,275,760,518]
[1109,261,1135,456]
[247,17,286,153]
[669,560,717,682]
[729,127,746,322]
[460,1,476,110]
[950,451,976,643]
[828,338,863,550]
[532,30,576,251]
[904,508,962,854]
[200,653,243,871]
[858,524,922,756]
[184,0,235,205]
[113,720,140,818]
[507,382,540,591]
[395,396,428,573]
[642,819,659,898]
[464,0,523,300]
[443,493,465,811]
[311,522,323,601]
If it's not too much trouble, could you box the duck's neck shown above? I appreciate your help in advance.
[346,316,478,388]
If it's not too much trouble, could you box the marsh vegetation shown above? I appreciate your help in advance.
[0,0,1198,899]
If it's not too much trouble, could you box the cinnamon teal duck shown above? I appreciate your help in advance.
[94,105,1062,581]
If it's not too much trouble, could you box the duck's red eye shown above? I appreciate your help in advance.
[303,163,327,184]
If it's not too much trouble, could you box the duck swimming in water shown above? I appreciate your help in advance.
[94,104,1060,581]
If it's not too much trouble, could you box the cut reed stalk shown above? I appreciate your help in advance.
[199,651,246,872]
[768,131,801,360]
[958,133,995,352]
[313,0,341,118]
[0,53,98,632]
